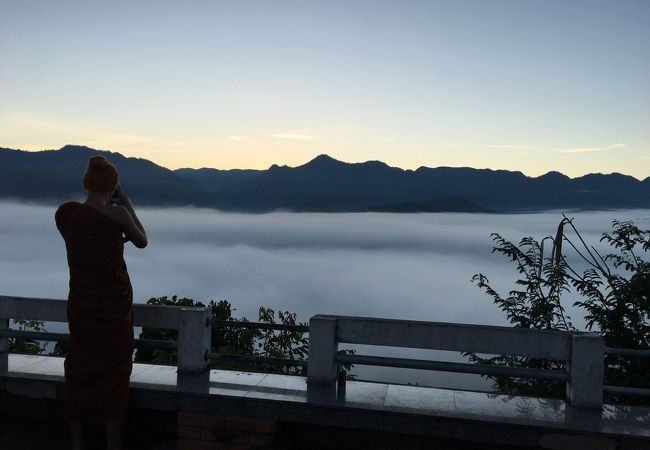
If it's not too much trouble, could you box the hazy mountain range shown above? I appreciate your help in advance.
[1,145,649,212]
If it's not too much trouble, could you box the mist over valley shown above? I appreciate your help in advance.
[2,201,648,388]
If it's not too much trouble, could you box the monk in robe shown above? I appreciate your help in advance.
[55,155,147,450]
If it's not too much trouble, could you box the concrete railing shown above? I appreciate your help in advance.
[2,296,606,408]
[307,315,605,409]
[0,295,211,375]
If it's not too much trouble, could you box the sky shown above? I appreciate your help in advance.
[0,0,648,178]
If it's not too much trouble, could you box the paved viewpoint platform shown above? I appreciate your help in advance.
[2,354,650,450]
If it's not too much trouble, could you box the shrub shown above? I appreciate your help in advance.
[472,217,650,404]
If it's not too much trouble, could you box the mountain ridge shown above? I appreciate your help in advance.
[1,145,649,212]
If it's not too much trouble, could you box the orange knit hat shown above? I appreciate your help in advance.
[83,156,119,193]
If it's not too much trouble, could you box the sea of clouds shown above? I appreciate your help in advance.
[2,200,648,389]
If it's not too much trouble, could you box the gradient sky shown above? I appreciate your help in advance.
[1,0,648,178]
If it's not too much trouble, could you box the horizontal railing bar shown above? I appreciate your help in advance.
[334,354,569,382]
[134,304,209,329]
[324,315,572,360]
[209,319,309,332]
[0,295,209,329]
[206,352,308,367]
[605,347,650,358]
[0,330,177,350]
[0,330,69,342]
[0,296,68,322]
[134,339,178,350]
[603,385,650,397]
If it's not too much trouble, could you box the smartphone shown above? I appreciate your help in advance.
[111,186,121,203]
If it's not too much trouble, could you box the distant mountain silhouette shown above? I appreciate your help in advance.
[173,167,262,194]
[0,145,214,207]
[1,145,649,212]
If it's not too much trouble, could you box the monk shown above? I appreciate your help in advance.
[55,155,147,450]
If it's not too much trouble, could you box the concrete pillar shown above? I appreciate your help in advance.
[0,318,7,373]
[306,382,337,404]
[566,333,604,409]
[177,307,211,374]
[177,371,210,394]
[307,315,338,384]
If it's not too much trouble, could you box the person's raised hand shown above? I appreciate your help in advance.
[112,183,131,207]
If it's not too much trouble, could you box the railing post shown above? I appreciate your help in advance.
[0,318,8,373]
[177,307,212,374]
[307,315,338,384]
[566,332,604,409]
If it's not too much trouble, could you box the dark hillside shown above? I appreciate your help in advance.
[1,146,648,212]
[0,145,214,207]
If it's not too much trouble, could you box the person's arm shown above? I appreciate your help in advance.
[112,187,147,248]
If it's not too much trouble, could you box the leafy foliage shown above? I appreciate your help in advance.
[472,218,650,403]
[208,300,258,369]
[572,221,650,349]
[134,295,355,377]
[51,341,69,357]
[8,319,46,354]
[570,221,650,398]
[256,306,308,375]
[134,295,258,367]
[469,231,572,397]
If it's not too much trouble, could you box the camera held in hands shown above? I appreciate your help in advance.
[111,185,121,204]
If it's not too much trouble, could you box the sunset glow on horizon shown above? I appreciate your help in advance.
[1,1,648,178]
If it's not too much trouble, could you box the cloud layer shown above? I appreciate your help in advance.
[1,201,647,388]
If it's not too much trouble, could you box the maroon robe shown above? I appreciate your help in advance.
[55,202,134,422]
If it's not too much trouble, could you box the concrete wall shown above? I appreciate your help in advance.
[4,391,640,450]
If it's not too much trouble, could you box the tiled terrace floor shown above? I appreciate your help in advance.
[5,354,650,442]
